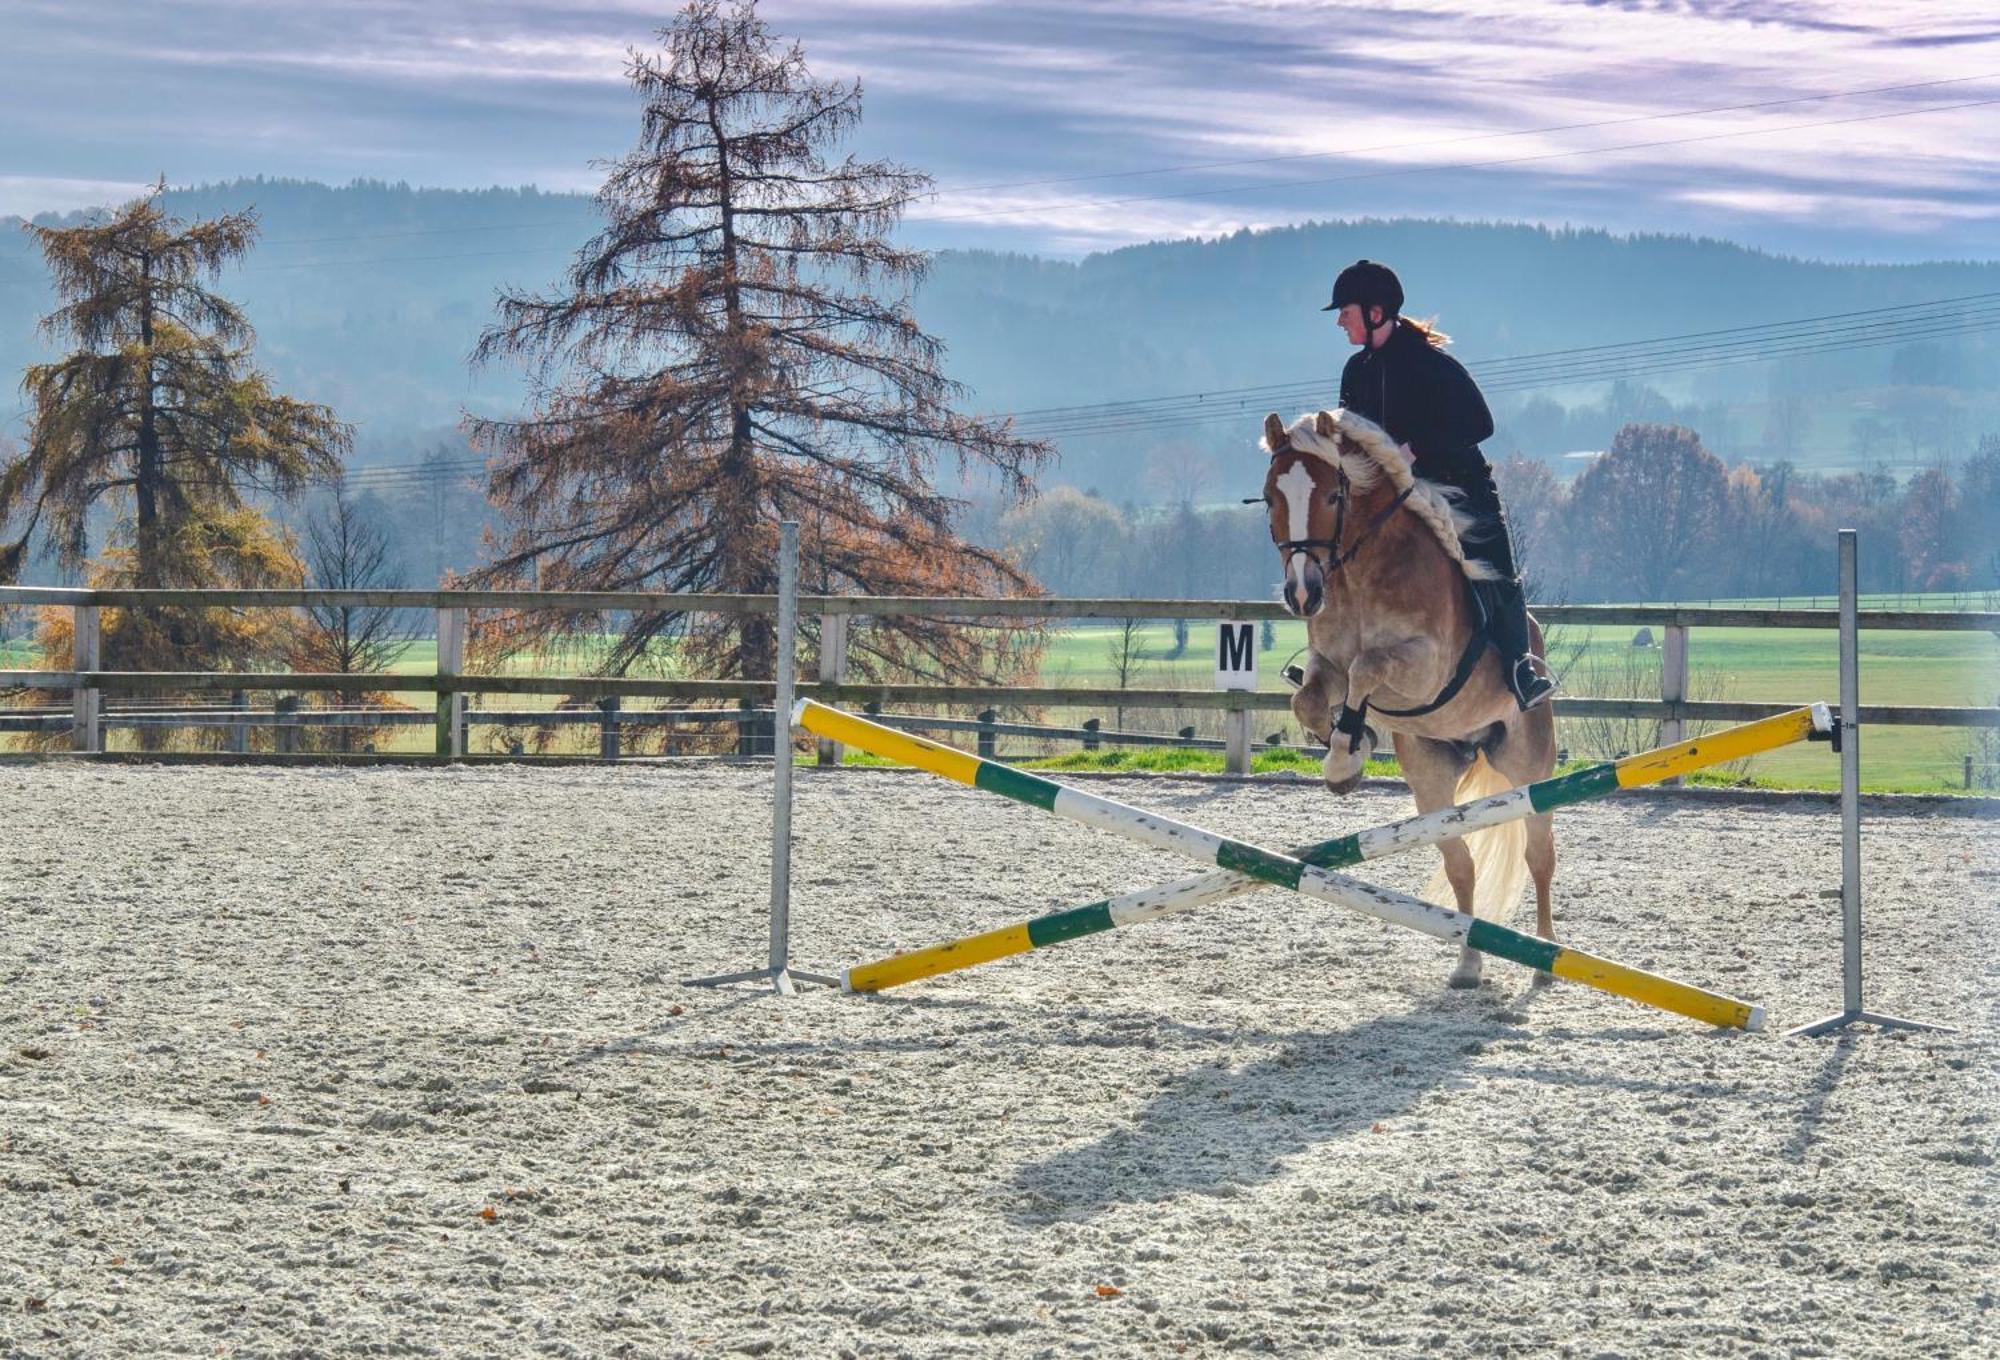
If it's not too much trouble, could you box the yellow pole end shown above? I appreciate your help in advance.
[845,923,1035,993]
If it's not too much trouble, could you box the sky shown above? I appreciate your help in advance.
[1,0,1996,260]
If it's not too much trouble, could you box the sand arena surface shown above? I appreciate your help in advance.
[1,761,1994,1358]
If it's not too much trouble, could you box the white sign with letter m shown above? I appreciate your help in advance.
[1214,621,1257,691]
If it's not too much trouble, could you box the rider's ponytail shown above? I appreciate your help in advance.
[1401,315,1453,347]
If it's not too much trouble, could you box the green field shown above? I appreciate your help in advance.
[4,605,1995,792]
[1039,609,1997,794]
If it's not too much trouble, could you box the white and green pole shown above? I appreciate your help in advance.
[796,699,1766,1030]
[1091,705,1830,937]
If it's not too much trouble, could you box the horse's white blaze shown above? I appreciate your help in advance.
[1276,460,1317,597]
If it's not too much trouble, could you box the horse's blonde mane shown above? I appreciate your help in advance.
[1266,410,1499,581]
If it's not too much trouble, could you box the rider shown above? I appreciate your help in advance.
[1326,258,1555,710]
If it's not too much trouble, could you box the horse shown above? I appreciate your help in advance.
[1260,408,1558,989]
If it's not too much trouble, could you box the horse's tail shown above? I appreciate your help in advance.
[1422,752,1528,923]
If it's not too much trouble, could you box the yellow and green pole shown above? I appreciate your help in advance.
[795,700,1771,1030]
[1094,703,1834,929]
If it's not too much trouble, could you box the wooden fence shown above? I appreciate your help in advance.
[1,586,1994,769]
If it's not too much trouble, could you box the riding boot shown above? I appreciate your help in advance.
[1474,576,1555,711]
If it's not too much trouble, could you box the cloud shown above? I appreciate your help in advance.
[0,0,1993,258]
[0,176,157,220]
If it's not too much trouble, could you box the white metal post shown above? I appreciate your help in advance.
[71,603,100,753]
[684,521,835,994]
[1787,530,1952,1038]
[767,521,800,994]
[1837,533,1863,1016]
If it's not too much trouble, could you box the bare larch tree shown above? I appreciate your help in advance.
[470,0,1048,690]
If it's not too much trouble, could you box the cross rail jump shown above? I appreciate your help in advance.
[794,699,1784,1031]
[843,704,1832,994]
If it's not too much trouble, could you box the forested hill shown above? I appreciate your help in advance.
[2,179,1996,483]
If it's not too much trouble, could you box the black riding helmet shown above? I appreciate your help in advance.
[1322,259,1403,318]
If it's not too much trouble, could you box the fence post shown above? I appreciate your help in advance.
[737,697,758,757]
[598,696,621,761]
[275,695,301,754]
[1082,717,1101,751]
[977,708,997,760]
[229,689,248,754]
[1224,702,1251,775]
[1967,754,1975,791]
[70,603,100,753]
[815,612,849,767]
[435,606,466,758]
[1659,623,1688,786]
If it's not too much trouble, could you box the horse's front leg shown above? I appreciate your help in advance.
[1317,643,1426,793]
[1289,651,1344,750]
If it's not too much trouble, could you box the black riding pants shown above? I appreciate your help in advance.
[1438,473,1533,664]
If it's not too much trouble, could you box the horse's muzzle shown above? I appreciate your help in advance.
[1282,556,1324,618]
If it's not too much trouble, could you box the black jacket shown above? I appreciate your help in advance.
[1338,320,1495,494]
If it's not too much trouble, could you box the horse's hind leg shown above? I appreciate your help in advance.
[1488,706,1560,982]
[1523,811,1556,983]
[1394,732,1483,988]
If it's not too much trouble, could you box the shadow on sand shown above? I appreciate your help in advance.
[1007,993,1529,1221]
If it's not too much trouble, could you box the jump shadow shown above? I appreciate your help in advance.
[1008,999,1523,1222]
[1781,1032,1859,1164]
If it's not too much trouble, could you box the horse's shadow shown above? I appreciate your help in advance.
[1008,996,1532,1222]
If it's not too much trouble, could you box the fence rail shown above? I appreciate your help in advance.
[3,585,1998,631]
[2,585,1994,767]
[0,670,1990,729]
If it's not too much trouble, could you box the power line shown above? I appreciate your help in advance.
[1001,290,2000,425]
[1007,296,2000,438]
[1015,312,2000,440]
[314,291,2000,486]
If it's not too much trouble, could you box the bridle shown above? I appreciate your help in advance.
[1264,444,1488,746]
[1269,455,1415,576]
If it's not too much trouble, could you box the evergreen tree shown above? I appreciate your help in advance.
[470,0,1048,686]
[1,185,348,731]
[1,183,348,590]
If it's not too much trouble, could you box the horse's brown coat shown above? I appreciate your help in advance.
[1262,409,1559,987]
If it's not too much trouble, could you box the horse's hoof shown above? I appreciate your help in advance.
[1531,971,1556,988]
[1447,973,1482,990]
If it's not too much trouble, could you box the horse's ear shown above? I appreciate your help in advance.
[1314,409,1338,438]
[1262,413,1286,451]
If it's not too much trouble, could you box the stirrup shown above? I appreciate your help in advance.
[1281,663,1307,690]
[1510,657,1556,712]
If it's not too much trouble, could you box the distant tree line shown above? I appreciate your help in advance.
[984,422,2000,606]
